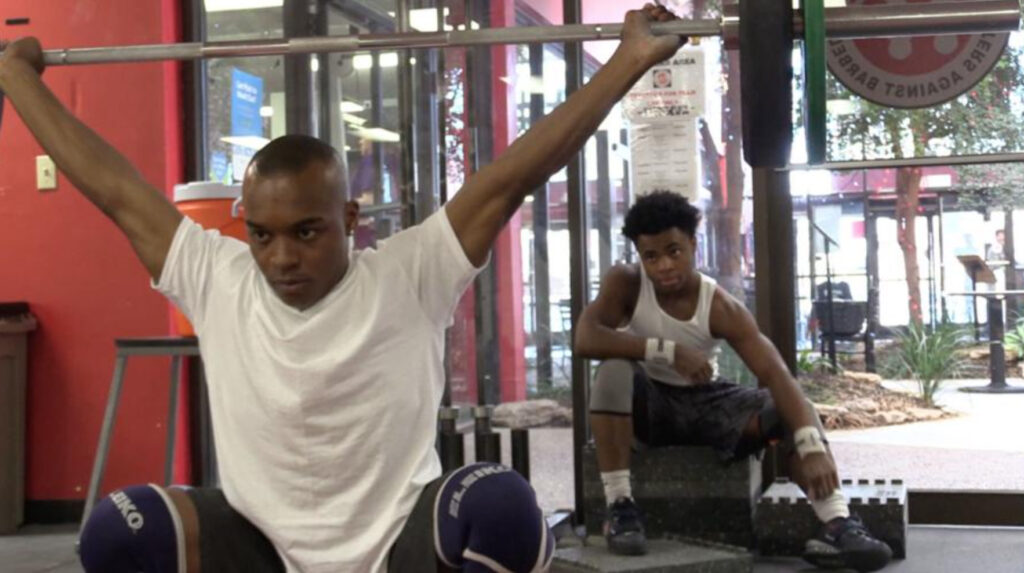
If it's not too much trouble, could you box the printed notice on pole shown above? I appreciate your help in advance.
[623,50,705,121]
[629,119,699,202]
[624,48,703,202]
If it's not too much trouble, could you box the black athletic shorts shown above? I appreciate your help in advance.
[183,476,443,573]
[631,364,772,460]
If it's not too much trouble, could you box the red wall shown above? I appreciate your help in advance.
[0,0,183,503]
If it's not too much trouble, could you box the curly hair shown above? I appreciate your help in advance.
[622,191,701,242]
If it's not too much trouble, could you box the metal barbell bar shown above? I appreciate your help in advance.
[37,0,1020,66]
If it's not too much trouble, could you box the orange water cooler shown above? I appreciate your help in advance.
[171,182,247,336]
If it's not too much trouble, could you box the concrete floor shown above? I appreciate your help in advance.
[0,525,80,573]
[4,525,1021,572]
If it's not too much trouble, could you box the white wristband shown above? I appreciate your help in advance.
[793,426,827,459]
[644,338,675,366]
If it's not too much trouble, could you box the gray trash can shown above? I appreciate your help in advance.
[0,302,36,534]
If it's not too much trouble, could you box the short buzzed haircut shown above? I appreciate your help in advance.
[249,134,343,179]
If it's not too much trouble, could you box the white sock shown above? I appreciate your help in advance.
[811,490,851,523]
[601,470,632,505]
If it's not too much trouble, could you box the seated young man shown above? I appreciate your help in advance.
[574,191,893,573]
[0,5,684,572]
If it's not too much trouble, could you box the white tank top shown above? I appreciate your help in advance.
[625,270,721,386]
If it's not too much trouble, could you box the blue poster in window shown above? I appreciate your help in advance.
[230,69,264,181]
[231,68,263,137]
[209,151,230,184]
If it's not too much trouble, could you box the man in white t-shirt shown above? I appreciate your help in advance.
[0,4,685,572]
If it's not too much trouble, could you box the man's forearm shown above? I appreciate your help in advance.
[575,324,647,361]
[488,49,650,197]
[0,60,149,216]
[766,375,820,432]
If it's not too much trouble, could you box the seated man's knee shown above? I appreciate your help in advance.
[79,484,183,573]
[590,359,635,415]
[437,463,553,573]
[758,404,786,443]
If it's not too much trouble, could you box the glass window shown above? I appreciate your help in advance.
[203,4,285,183]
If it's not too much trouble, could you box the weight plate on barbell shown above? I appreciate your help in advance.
[740,0,795,169]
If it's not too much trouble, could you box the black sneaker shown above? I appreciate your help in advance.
[603,497,647,556]
[803,514,893,572]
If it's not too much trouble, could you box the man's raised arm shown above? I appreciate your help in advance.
[445,4,685,266]
[0,38,182,280]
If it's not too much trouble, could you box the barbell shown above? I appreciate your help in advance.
[2,0,1020,167]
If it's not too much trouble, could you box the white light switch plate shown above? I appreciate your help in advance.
[36,155,57,191]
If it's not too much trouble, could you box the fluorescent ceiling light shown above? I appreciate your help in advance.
[355,127,401,143]
[342,113,368,126]
[220,135,271,150]
[340,101,365,113]
[409,8,453,32]
[205,0,282,12]
[384,8,464,32]
[353,52,399,70]
[310,56,320,72]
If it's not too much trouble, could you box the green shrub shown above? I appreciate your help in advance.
[1005,318,1024,360]
[798,349,835,375]
[894,321,967,406]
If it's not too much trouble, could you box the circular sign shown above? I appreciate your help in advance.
[826,0,1009,109]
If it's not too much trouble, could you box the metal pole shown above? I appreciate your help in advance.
[39,0,1020,66]
[937,195,948,321]
[283,0,317,137]
[806,200,817,352]
[564,0,590,525]
[81,356,127,533]
[511,429,531,481]
[824,238,838,372]
[619,128,633,264]
[463,0,500,408]
[987,296,1007,388]
[596,130,613,276]
[927,214,937,327]
[753,168,798,374]
[864,196,877,373]
[529,43,554,390]
[972,269,981,341]
[396,0,417,228]
[791,152,1024,171]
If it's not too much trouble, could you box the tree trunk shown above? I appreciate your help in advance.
[896,166,924,325]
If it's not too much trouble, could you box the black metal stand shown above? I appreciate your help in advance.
[961,295,1024,393]
[970,269,981,341]
[473,406,502,464]
[438,406,465,472]
[511,429,530,481]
